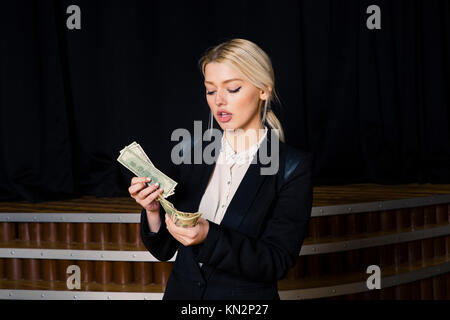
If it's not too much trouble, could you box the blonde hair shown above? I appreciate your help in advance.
[198,38,285,143]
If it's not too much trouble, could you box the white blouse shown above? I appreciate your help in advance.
[197,126,268,267]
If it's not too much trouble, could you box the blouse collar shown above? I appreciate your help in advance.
[219,126,268,167]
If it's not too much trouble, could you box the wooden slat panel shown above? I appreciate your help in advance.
[0,184,449,213]
[1,259,155,287]
[1,255,448,295]
[0,278,164,292]
[312,183,450,206]
[0,240,143,251]
[278,254,450,290]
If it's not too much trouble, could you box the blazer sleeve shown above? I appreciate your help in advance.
[140,207,179,261]
[191,152,313,283]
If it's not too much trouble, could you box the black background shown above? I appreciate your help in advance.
[0,0,449,202]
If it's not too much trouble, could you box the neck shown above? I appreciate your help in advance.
[224,124,266,153]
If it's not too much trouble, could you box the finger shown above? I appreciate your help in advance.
[128,182,149,196]
[141,188,164,207]
[165,214,172,227]
[165,214,176,229]
[167,219,190,236]
[131,177,152,185]
[167,225,188,246]
[166,223,184,242]
[168,229,184,245]
[136,183,160,200]
[185,227,197,239]
[165,215,177,232]
[165,217,174,234]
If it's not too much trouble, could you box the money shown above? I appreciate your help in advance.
[118,144,176,198]
[171,213,202,228]
[122,141,154,166]
[159,197,202,227]
[118,141,202,227]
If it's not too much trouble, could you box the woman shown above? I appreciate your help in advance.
[129,39,313,300]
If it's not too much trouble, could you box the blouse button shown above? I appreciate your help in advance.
[221,204,225,208]
[227,181,231,185]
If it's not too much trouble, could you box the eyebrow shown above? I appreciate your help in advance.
[204,78,242,85]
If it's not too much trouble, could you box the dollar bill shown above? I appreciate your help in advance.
[121,141,154,166]
[117,147,177,198]
[171,213,202,228]
[158,196,177,218]
[158,196,201,227]
[118,141,201,227]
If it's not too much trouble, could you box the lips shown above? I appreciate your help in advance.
[217,110,232,123]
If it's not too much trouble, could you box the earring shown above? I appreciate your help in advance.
[261,101,268,124]
[208,110,214,140]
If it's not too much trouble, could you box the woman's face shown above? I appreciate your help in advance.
[204,62,268,132]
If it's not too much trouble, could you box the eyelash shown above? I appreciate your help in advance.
[206,86,241,95]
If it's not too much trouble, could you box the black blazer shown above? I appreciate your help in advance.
[140,132,314,300]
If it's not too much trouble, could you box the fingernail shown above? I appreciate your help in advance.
[146,177,151,182]
[154,182,159,187]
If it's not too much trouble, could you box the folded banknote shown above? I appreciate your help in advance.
[117,141,202,227]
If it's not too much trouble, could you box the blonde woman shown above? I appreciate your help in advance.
[129,39,313,300]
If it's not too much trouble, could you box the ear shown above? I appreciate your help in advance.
[259,86,272,101]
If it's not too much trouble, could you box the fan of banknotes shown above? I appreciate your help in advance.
[117,141,202,228]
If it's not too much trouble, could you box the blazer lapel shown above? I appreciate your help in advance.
[191,132,272,230]
[189,132,273,282]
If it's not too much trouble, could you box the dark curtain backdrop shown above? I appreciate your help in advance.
[0,0,449,202]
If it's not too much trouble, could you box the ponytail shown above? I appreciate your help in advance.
[261,93,285,143]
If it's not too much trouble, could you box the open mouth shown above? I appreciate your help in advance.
[217,112,233,122]
[217,111,232,123]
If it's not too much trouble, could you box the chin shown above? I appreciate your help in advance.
[215,119,233,131]
[218,123,237,131]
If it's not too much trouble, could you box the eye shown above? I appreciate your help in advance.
[206,86,241,96]
[228,86,241,93]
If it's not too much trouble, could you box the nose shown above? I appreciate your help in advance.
[214,88,227,106]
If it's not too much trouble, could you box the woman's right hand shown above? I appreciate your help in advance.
[128,177,164,215]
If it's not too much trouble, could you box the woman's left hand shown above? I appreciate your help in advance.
[165,214,209,246]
